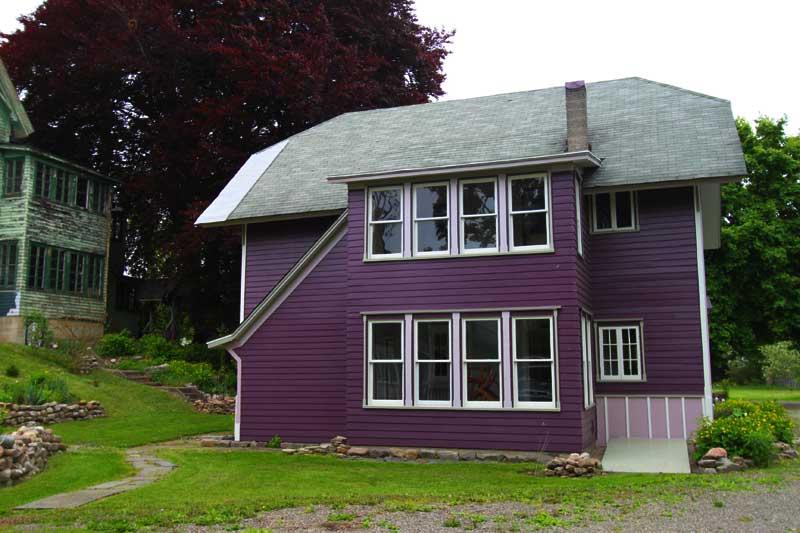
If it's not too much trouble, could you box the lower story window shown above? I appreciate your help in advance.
[368,320,404,405]
[0,241,17,288]
[463,318,501,407]
[27,243,104,298]
[599,324,643,381]
[414,319,451,404]
[512,316,556,408]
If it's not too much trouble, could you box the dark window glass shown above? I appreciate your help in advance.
[465,320,499,359]
[510,177,545,211]
[595,193,612,229]
[35,163,44,196]
[372,363,402,400]
[615,191,633,228]
[462,181,495,215]
[416,220,448,252]
[5,160,23,195]
[417,321,449,360]
[0,242,17,287]
[418,362,450,402]
[515,319,551,359]
[370,189,401,221]
[76,177,88,208]
[415,185,447,218]
[465,362,500,402]
[28,245,46,289]
[463,217,497,249]
[371,322,402,360]
[511,212,547,247]
[371,223,402,255]
[89,181,100,212]
[517,362,553,402]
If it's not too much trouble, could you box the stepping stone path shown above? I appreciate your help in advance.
[15,448,175,509]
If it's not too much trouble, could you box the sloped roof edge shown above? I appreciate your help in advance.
[0,59,33,139]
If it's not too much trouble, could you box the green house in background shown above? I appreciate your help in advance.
[0,59,115,343]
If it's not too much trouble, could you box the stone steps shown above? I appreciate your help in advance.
[109,369,209,405]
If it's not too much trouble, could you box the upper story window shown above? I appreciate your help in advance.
[367,320,404,405]
[598,324,643,382]
[34,161,111,215]
[367,187,403,258]
[508,174,549,251]
[460,178,497,253]
[592,191,636,232]
[4,159,23,196]
[462,318,501,407]
[413,183,449,256]
[414,319,451,405]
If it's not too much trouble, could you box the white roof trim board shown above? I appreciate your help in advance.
[195,139,288,226]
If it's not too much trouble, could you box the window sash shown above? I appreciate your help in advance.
[462,317,502,407]
[460,178,498,254]
[512,316,556,408]
[0,241,17,288]
[367,320,404,406]
[413,182,449,256]
[598,325,642,381]
[367,186,403,258]
[592,191,636,232]
[507,174,550,252]
[5,159,23,195]
[414,319,452,405]
[581,313,594,408]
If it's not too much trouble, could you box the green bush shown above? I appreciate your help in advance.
[96,332,138,358]
[138,334,181,360]
[4,364,20,378]
[1,372,76,405]
[23,310,52,347]
[150,360,235,395]
[761,341,800,385]
[267,435,282,448]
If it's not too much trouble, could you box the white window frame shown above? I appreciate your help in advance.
[581,313,594,408]
[413,318,452,406]
[367,319,405,406]
[598,324,643,382]
[462,317,502,408]
[459,177,498,255]
[512,316,557,409]
[413,182,450,257]
[367,186,404,259]
[507,173,551,252]
[575,177,583,256]
[591,191,636,232]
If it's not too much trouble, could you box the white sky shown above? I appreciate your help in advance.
[2,0,797,133]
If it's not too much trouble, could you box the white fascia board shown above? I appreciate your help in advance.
[195,139,289,226]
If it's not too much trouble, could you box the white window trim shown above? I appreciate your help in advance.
[512,316,557,409]
[367,185,403,259]
[581,313,594,408]
[598,324,644,382]
[459,177,499,255]
[507,173,551,252]
[367,319,404,406]
[413,182,450,257]
[462,317,502,408]
[413,318,452,406]
[575,177,583,257]
[591,191,636,233]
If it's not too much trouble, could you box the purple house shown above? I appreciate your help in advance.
[197,78,745,452]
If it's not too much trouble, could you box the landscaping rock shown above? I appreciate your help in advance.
[0,402,105,426]
[545,452,601,477]
[192,394,235,415]
[716,457,743,473]
[697,459,718,468]
[774,442,798,460]
[0,426,65,487]
[436,450,460,461]
[346,447,370,457]
[703,447,728,460]
[702,467,717,474]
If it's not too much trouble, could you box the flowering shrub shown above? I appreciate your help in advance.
[697,400,796,466]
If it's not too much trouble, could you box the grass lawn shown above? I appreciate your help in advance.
[6,449,797,530]
[717,384,800,402]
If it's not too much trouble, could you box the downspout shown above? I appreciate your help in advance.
[228,348,242,441]
[693,186,714,419]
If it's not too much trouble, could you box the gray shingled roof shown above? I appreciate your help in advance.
[211,77,745,224]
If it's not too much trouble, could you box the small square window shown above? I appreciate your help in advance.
[592,191,636,232]
[598,324,643,381]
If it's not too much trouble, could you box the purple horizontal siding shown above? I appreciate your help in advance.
[244,216,335,316]
[236,236,348,443]
[344,171,584,452]
[592,187,703,396]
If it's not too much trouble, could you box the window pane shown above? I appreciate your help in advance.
[465,320,498,359]
[372,363,402,400]
[417,321,449,360]
[595,193,611,229]
[371,222,402,255]
[517,362,553,402]
[415,185,447,218]
[463,216,496,249]
[462,181,495,215]
[418,362,450,402]
[76,177,88,207]
[615,192,633,228]
[465,362,500,402]
[510,177,545,211]
[416,220,448,252]
[370,189,401,221]
[371,322,402,360]
[602,329,618,376]
[515,319,551,359]
[511,212,547,247]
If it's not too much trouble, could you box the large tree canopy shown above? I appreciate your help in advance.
[706,117,800,377]
[2,0,451,337]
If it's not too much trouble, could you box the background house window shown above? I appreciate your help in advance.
[48,249,66,291]
[368,187,403,258]
[581,313,594,408]
[413,183,449,255]
[512,316,556,407]
[76,176,88,208]
[592,191,636,231]
[463,318,501,406]
[508,174,549,250]
[27,243,104,298]
[0,241,17,288]
[460,179,497,253]
[28,244,47,290]
[599,324,643,381]
[414,319,451,404]
[4,159,23,195]
[368,321,404,405]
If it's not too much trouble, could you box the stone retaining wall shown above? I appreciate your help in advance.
[1,401,105,426]
[192,394,235,415]
[0,426,66,486]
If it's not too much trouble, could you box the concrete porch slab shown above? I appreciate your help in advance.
[602,438,691,474]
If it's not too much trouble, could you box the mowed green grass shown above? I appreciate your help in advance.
[0,344,232,447]
[12,449,797,530]
[719,384,800,402]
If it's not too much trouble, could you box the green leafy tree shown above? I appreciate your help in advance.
[706,117,800,379]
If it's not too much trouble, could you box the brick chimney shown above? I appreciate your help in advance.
[565,80,588,152]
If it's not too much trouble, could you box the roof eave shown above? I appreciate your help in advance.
[584,174,744,193]
[326,150,602,184]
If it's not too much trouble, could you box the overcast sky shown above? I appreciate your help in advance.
[1,0,797,133]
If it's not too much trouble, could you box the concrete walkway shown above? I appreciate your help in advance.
[602,438,691,474]
[15,448,175,509]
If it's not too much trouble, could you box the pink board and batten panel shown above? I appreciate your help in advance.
[596,395,705,446]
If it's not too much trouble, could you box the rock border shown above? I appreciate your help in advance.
[0,426,66,486]
[0,401,105,426]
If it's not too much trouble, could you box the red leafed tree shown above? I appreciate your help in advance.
[1,0,451,337]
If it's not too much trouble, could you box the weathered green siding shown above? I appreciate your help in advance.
[0,103,11,144]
